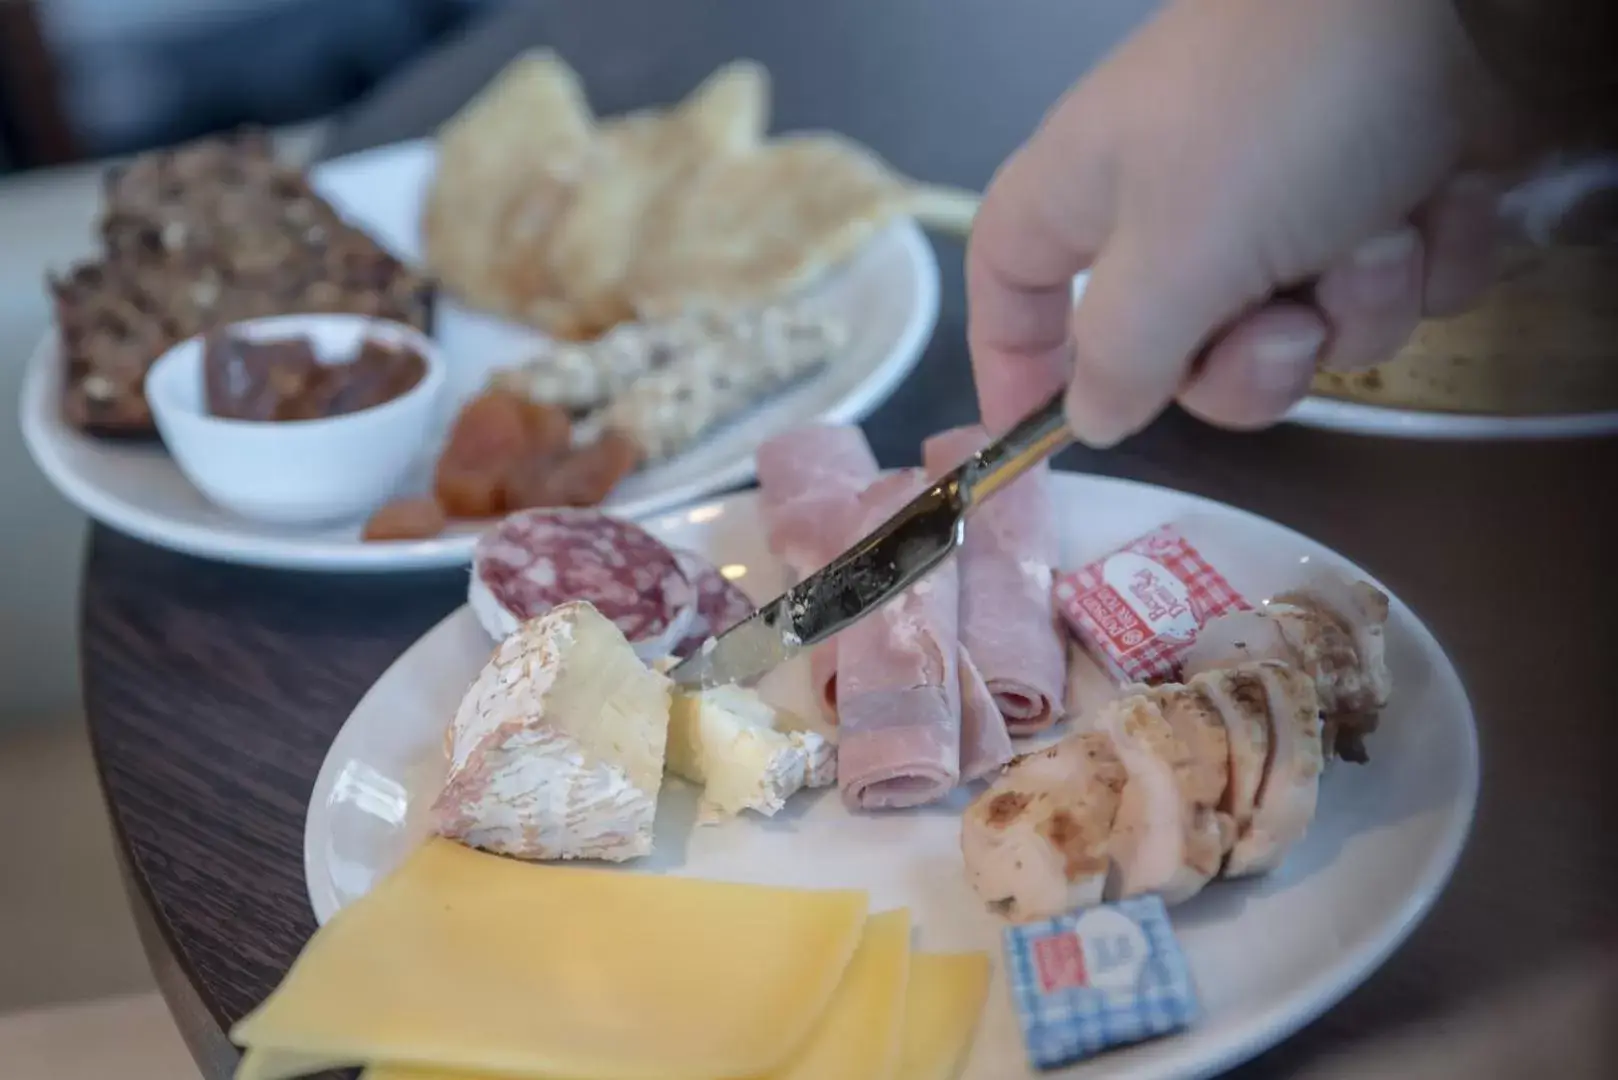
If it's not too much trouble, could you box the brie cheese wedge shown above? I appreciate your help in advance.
[667,682,837,822]
[433,601,673,862]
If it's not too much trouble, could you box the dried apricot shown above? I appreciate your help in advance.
[362,496,447,542]
[554,429,642,506]
[502,452,569,510]
[434,390,531,517]
[516,399,572,458]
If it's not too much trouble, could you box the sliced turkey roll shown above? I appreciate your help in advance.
[1273,600,1388,716]
[1145,682,1234,854]
[959,733,1126,921]
[1098,697,1224,906]
[1222,662,1324,876]
[1183,572,1392,761]
[963,660,1327,919]
[1190,666,1272,859]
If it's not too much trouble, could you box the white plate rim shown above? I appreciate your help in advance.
[19,157,941,573]
[303,473,1479,1080]
[1285,394,1618,440]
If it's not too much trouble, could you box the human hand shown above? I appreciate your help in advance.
[966,0,1511,442]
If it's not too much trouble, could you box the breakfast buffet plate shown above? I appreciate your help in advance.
[20,138,940,572]
[305,473,1479,1080]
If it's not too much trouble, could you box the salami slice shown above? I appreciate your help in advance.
[470,508,694,659]
[670,548,758,658]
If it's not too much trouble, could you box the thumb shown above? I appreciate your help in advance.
[1064,222,1263,446]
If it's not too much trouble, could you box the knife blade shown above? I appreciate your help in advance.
[667,390,1073,690]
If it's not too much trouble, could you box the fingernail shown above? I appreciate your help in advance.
[1351,228,1419,269]
[1252,326,1327,394]
[1344,227,1420,307]
[1064,387,1135,449]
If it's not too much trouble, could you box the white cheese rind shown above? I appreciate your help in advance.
[667,682,837,822]
[434,601,673,862]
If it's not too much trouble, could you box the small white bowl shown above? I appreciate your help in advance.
[144,314,446,527]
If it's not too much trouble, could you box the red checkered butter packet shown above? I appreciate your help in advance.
[1054,524,1250,685]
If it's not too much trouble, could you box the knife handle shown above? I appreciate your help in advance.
[958,390,1072,507]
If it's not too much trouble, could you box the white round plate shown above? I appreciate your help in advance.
[20,139,940,571]
[1284,395,1618,440]
[305,473,1478,1080]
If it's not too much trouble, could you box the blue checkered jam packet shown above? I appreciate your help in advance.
[1003,895,1199,1070]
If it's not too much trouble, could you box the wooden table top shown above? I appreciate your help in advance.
[81,1,1617,1076]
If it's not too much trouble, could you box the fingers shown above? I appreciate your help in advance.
[1177,303,1328,428]
[1284,174,1498,384]
[1313,225,1426,372]
[1417,172,1501,316]
[970,95,1497,436]
[1176,178,1501,430]
[965,113,1112,435]
[1062,209,1269,446]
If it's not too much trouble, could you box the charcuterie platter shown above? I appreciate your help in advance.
[20,53,950,571]
[291,453,1478,1080]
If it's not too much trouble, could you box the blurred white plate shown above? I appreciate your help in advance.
[306,473,1478,1080]
[1283,396,1618,440]
[20,139,939,571]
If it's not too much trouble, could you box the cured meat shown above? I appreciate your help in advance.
[469,508,694,658]
[923,426,1065,734]
[960,733,1126,921]
[754,425,879,716]
[755,423,880,574]
[669,548,758,658]
[958,649,1016,782]
[834,470,962,809]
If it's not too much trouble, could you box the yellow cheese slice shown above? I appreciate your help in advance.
[237,1047,357,1080]
[769,907,911,1080]
[895,953,992,1080]
[231,838,867,1080]
[359,909,914,1080]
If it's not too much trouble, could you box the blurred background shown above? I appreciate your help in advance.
[0,0,497,723]
[0,0,487,168]
[0,2,494,1075]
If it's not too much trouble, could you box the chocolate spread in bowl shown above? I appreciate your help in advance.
[203,331,427,422]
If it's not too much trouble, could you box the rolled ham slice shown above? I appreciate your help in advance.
[834,470,962,809]
[959,647,1016,782]
[923,426,1066,734]
[755,425,879,719]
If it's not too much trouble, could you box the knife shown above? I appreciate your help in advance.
[667,390,1073,690]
